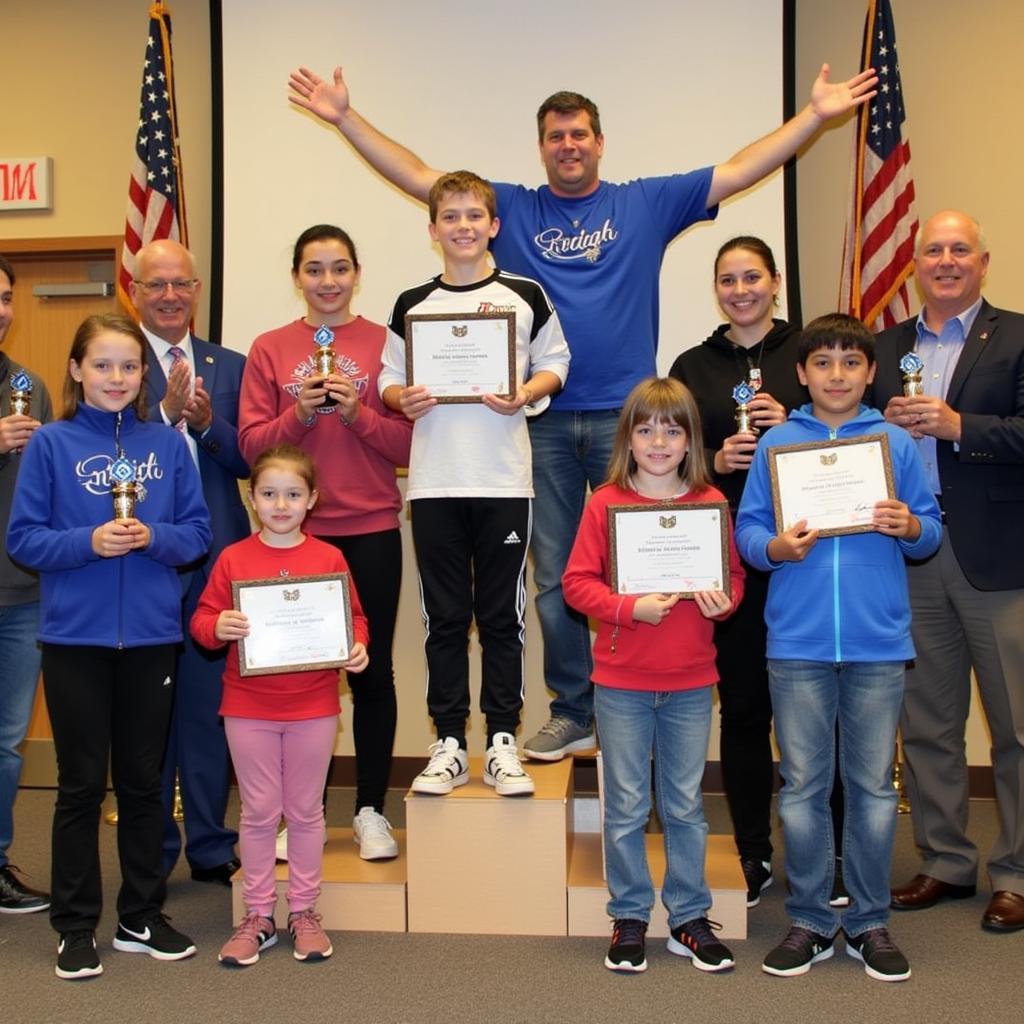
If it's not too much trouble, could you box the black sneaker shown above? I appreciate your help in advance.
[762,926,834,977]
[845,927,911,981]
[112,913,197,961]
[829,858,850,907]
[666,917,735,972]
[0,864,50,914]
[740,858,773,908]
[605,918,648,973]
[56,930,103,980]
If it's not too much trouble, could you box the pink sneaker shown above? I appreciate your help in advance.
[218,912,277,967]
[288,908,333,962]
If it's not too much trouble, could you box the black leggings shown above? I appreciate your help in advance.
[318,529,401,814]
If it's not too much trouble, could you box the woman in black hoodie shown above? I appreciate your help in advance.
[670,236,815,909]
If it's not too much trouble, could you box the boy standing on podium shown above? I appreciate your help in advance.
[379,171,569,797]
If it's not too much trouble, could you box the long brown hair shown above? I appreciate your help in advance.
[62,314,149,420]
[605,377,711,492]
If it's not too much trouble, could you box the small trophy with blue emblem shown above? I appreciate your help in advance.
[110,455,138,520]
[313,324,337,408]
[899,352,924,397]
[733,381,757,434]
[9,370,32,416]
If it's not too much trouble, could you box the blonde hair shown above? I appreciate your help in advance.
[605,377,711,492]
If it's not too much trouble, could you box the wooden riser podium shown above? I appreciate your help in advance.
[230,828,408,931]
[230,757,747,938]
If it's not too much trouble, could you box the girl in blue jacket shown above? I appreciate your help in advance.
[7,314,211,981]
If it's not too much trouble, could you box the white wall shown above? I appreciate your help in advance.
[220,0,788,364]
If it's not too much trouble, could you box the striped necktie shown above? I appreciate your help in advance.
[168,346,187,432]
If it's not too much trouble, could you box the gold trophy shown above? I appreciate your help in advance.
[893,734,911,815]
[110,455,138,520]
[733,381,756,434]
[899,351,924,397]
[313,324,337,408]
[172,773,185,822]
[9,370,32,415]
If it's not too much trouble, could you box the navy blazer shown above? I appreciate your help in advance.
[871,300,1024,591]
[144,336,251,575]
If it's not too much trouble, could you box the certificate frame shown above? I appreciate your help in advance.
[404,311,517,404]
[608,501,731,599]
[767,433,896,538]
[232,572,353,677]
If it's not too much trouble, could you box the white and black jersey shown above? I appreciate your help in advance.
[380,269,570,500]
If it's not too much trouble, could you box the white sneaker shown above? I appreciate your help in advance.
[484,733,535,796]
[274,824,328,863]
[411,738,469,795]
[352,807,399,860]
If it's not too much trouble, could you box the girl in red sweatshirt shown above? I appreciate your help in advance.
[562,377,744,975]
[191,444,368,966]
[238,226,410,861]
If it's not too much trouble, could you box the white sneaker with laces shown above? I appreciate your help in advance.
[411,737,469,795]
[275,824,328,863]
[352,807,399,860]
[484,733,535,796]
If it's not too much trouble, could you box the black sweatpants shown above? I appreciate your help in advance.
[410,497,531,743]
[42,643,176,932]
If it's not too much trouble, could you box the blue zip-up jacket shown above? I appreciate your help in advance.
[6,403,211,648]
[735,404,941,663]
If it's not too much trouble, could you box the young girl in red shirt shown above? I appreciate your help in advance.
[191,444,368,966]
[562,377,745,975]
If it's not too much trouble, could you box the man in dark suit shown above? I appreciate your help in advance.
[871,210,1024,932]
[130,239,250,886]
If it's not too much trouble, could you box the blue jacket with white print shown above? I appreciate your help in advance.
[7,403,211,648]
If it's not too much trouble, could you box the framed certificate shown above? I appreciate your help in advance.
[768,433,895,537]
[608,502,731,598]
[232,572,353,677]
[405,311,517,403]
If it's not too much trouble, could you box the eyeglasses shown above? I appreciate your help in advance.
[134,279,199,296]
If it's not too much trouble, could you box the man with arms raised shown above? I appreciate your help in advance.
[288,61,876,759]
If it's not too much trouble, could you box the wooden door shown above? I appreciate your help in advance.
[3,236,121,742]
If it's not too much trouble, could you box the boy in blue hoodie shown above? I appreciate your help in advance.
[736,314,941,983]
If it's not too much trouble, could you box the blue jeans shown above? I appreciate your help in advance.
[0,601,42,867]
[529,409,620,727]
[596,684,712,926]
[768,659,904,937]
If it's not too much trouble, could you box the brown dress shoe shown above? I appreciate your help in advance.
[981,891,1024,932]
[890,873,976,910]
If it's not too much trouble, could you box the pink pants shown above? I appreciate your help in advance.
[224,714,338,915]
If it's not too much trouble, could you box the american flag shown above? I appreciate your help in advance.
[116,2,189,313]
[839,0,917,331]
